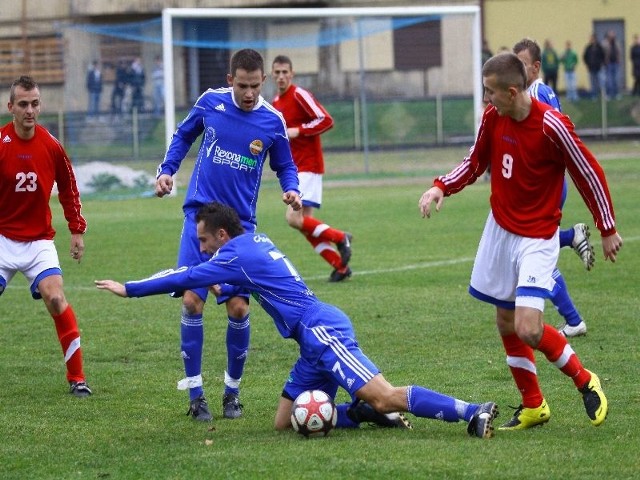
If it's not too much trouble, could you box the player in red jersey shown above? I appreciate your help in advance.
[0,76,91,397]
[271,55,353,282]
[418,53,622,430]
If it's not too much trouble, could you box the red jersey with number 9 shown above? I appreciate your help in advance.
[0,122,86,242]
[434,99,616,239]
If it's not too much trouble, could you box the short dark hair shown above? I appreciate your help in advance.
[230,49,264,76]
[272,55,293,69]
[513,38,541,63]
[196,202,245,238]
[10,75,39,103]
[482,52,527,91]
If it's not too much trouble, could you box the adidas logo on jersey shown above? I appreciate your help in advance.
[2,135,11,143]
[215,103,226,112]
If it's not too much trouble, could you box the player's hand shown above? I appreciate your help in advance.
[155,174,173,197]
[287,127,300,139]
[94,280,128,297]
[283,191,302,211]
[601,232,623,263]
[70,234,85,263]
[419,186,444,218]
[208,284,223,297]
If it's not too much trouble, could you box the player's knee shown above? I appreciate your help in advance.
[43,291,67,315]
[515,323,542,347]
[182,293,204,316]
[226,297,249,318]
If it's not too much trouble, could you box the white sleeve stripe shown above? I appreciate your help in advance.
[296,88,332,132]
[544,112,615,230]
[296,88,326,118]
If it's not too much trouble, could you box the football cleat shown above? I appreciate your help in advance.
[558,321,588,338]
[580,370,608,426]
[571,223,595,271]
[187,395,213,422]
[336,233,353,267]
[499,400,550,430]
[69,381,92,398]
[347,400,413,429]
[222,392,243,419]
[329,266,352,283]
[467,402,498,439]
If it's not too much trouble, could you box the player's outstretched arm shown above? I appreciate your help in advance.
[282,191,302,211]
[419,186,445,219]
[155,174,173,197]
[95,280,128,297]
[601,232,623,263]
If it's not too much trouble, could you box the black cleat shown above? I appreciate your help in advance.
[69,381,92,398]
[187,395,213,422]
[329,266,352,282]
[467,402,498,438]
[347,400,412,429]
[222,392,243,419]
[336,233,353,267]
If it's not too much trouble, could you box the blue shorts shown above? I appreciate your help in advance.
[177,211,250,304]
[282,303,380,402]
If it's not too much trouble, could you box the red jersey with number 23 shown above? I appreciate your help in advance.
[0,122,86,242]
[434,98,616,239]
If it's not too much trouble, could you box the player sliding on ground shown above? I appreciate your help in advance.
[96,202,498,438]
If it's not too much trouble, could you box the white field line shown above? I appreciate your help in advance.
[5,236,637,291]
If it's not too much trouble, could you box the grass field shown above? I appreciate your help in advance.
[1,143,639,479]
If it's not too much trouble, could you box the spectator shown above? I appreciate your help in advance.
[630,34,640,96]
[86,60,102,117]
[541,40,559,92]
[111,59,128,116]
[129,57,146,113]
[583,33,605,99]
[482,39,493,66]
[603,30,622,99]
[560,40,579,102]
[152,55,164,117]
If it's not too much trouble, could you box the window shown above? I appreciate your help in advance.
[0,36,65,85]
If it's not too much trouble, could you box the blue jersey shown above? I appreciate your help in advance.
[157,88,299,231]
[126,233,319,339]
[528,78,567,207]
[528,78,561,111]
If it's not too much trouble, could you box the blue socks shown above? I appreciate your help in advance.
[225,314,250,395]
[407,385,477,422]
[551,269,582,327]
[559,227,574,248]
[180,312,204,401]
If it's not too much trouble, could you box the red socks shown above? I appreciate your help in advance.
[501,333,544,408]
[536,324,590,389]
[300,217,346,269]
[52,305,85,383]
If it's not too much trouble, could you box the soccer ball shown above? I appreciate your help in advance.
[290,389,338,438]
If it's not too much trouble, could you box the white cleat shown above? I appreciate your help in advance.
[571,223,595,271]
[558,321,588,338]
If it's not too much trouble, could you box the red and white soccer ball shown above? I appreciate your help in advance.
[290,389,338,438]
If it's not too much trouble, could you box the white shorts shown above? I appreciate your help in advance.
[298,172,323,209]
[0,234,62,299]
[468,212,558,311]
